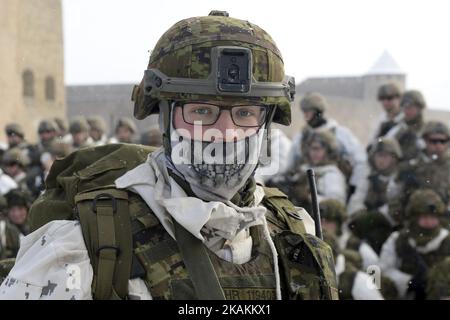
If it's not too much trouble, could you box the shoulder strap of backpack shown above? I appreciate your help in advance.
[74,188,133,300]
[262,186,307,235]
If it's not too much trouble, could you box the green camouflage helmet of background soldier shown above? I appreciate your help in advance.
[132,10,295,132]
[319,199,347,233]
[405,188,446,221]
[422,121,450,140]
[300,92,328,113]
[401,90,426,109]
[377,83,402,100]
[368,137,402,169]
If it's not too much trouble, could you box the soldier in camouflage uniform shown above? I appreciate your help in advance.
[0,11,337,300]
[369,83,403,145]
[87,116,109,146]
[0,195,21,261]
[388,121,450,225]
[285,93,369,215]
[69,117,94,150]
[319,200,379,271]
[267,131,347,211]
[385,90,427,161]
[108,117,138,144]
[379,189,450,299]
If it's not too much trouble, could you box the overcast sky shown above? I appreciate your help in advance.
[62,0,450,110]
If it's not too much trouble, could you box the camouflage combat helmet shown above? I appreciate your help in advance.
[401,90,426,109]
[369,137,402,160]
[87,116,108,134]
[69,117,89,134]
[300,92,328,113]
[306,130,339,160]
[377,83,401,100]
[422,121,450,139]
[319,199,347,228]
[38,119,57,134]
[2,148,30,167]
[5,123,24,138]
[405,189,445,219]
[132,10,295,126]
[115,117,137,134]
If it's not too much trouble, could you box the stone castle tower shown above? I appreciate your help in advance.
[0,0,66,144]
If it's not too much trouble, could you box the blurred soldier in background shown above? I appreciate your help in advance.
[109,117,137,144]
[369,83,403,145]
[0,195,21,261]
[2,148,31,195]
[139,126,163,148]
[285,93,368,214]
[36,119,58,154]
[87,116,109,146]
[69,117,93,150]
[380,189,450,300]
[385,90,427,161]
[5,189,30,236]
[388,121,450,224]
[268,131,346,210]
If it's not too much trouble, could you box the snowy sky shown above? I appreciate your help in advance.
[62,0,450,110]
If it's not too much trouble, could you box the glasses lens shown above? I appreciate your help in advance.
[231,105,267,127]
[183,103,220,125]
[182,103,267,127]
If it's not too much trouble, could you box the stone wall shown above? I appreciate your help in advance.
[0,0,66,144]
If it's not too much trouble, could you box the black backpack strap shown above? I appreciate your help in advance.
[75,188,133,300]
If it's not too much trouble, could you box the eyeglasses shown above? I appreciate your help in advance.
[379,95,398,101]
[427,138,449,145]
[178,102,269,127]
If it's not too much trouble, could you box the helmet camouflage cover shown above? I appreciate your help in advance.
[405,188,446,219]
[132,11,295,125]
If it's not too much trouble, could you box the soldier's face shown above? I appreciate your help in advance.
[4,163,21,178]
[308,141,327,165]
[72,132,88,147]
[90,128,102,141]
[417,214,440,229]
[321,219,338,235]
[425,133,449,157]
[117,127,133,142]
[8,206,28,226]
[380,96,400,113]
[7,134,22,148]
[39,130,56,143]
[373,151,396,172]
[403,104,420,121]
[302,110,315,124]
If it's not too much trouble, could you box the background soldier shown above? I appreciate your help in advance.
[380,189,450,299]
[69,117,93,150]
[385,90,427,161]
[87,116,109,146]
[285,92,368,214]
[369,83,403,144]
[108,117,137,144]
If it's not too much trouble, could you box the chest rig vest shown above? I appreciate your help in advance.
[29,144,338,300]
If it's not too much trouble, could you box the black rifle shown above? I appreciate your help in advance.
[307,169,323,240]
